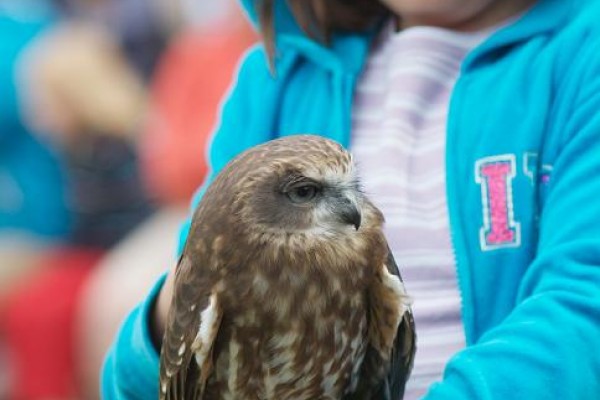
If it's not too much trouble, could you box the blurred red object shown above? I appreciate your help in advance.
[141,23,256,205]
[2,248,103,399]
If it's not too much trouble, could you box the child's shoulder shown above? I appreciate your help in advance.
[559,0,600,39]
[553,0,600,74]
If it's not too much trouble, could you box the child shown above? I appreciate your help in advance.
[103,0,600,398]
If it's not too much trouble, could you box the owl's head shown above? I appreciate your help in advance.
[213,135,382,241]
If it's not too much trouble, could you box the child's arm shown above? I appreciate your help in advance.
[423,35,600,400]
[101,274,165,399]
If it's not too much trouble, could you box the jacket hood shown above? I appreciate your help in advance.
[238,0,376,73]
[238,0,588,74]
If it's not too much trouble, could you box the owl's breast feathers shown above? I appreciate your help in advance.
[206,261,371,400]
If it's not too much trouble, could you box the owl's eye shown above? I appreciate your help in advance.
[286,184,320,204]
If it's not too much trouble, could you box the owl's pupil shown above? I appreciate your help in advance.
[297,187,310,197]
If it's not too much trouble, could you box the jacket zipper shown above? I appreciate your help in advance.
[446,74,475,345]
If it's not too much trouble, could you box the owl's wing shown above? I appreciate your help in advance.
[380,247,416,399]
[159,254,223,400]
[348,245,416,400]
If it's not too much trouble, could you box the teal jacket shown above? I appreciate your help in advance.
[102,0,600,398]
[0,2,70,238]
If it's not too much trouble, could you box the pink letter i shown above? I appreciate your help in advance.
[475,155,521,250]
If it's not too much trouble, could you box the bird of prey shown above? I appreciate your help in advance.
[159,135,415,400]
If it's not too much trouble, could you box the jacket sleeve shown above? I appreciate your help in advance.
[101,274,165,400]
[423,37,600,400]
[100,45,270,399]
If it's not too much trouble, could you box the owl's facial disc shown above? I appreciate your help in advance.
[281,176,362,230]
[281,163,363,234]
[245,161,364,236]
[278,166,363,233]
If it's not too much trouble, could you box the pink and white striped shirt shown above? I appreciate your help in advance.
[351,25,492,398]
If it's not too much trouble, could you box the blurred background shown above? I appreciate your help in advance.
[0,0,255,398]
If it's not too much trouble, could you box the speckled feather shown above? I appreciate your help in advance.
[159,135,415,400]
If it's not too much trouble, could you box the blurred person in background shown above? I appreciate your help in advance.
[76,1,256,398]
[1,16,153,400]
[50,0,176,80]
[21,22,153,248]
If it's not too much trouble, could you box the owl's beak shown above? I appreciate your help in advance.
[338,197,362,230]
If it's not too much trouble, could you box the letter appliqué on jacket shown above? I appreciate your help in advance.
[475,154,521,251]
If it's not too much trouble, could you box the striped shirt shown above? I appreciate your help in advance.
[351,25,491,398]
